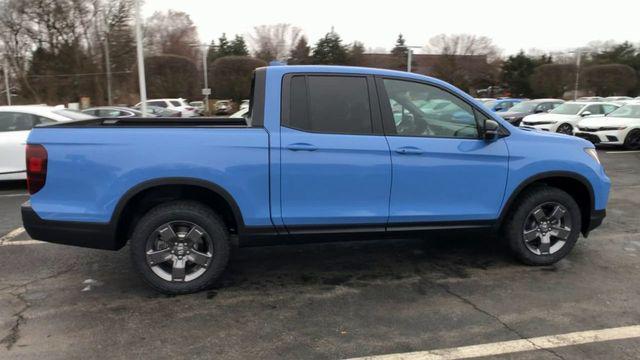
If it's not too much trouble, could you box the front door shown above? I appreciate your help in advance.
[279,74,392,229]
[377,78,509,225]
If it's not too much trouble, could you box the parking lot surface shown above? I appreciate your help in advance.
[1,150,640,359]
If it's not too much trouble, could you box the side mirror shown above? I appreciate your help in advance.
[483,119,500,141]
[581,111,592,117]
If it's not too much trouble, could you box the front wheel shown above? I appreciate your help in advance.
[503,186,581,266]
[624,129,640,150]
[130,201,230,294]
[556,123,573,135]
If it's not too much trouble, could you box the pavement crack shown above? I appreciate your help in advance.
[437,282,567,360]
[0,292,29,350]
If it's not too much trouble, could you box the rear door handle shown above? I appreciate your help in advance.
[395,146,424,155]
[286,143,318,152]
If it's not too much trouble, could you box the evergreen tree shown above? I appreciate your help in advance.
[217,33,231,57]
[207,39,218,63]
[348,41,366,66]
[229,35,249,56]
[390,34,408,68]
[311,30,348,65]
[288,37,312,64]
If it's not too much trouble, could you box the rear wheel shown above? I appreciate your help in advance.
[556,123,573,135]
[624,129,640,150]
[130,201,230,294]
[503,186,581,265]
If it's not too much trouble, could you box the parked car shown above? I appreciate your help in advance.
[189,101,205,115]
[1,106,95,180]
[482,98,524,112]
[520,102,620,135]
[604,96,633,102]
[134,105,181,117]
[575,103,640,150]
[135,98,198,117]
[82,106,144,118]
[577,97,604,102]
[22,66,610,295]
[500,99,565,126]
[214,100,233,115]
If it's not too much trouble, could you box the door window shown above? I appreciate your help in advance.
[381,79,479,138]
[148,101,167,108]
[602,104,619,114]
[584,104,604,115]
[287,75,373,135]
[0,112,37,132]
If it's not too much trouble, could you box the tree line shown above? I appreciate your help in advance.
[0,0,638,106]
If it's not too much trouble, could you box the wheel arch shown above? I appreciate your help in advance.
[498,171,595,235]
[111,177,246,248]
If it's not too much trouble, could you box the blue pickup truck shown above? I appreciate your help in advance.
[22,66,610,294]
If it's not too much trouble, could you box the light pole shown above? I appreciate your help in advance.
[569,49,584,101]
[190,43,213,114]
[134,0,148,116]
[403,46,422,73]
[2,57,10,105]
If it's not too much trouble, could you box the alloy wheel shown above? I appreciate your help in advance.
[556,124,573,135]
[145,221,213,282]
[522,202,572,255]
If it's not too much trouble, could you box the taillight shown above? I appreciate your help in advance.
[26,144,48,195]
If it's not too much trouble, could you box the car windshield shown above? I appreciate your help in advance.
[509,101,537,112]
[53,109,96,120]
[607,105,640,119]
[551,103,584,115]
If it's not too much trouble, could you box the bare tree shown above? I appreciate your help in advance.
[248,24,302,62]
[425,33,501,61]
[144,10,200,61]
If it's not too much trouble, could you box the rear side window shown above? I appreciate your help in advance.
[0,112,36,132]
[287,75,373,135]
[170,101,182,107]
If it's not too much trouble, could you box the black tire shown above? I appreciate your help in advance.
[503,186,581,266]
[556,123,573,135]
[624,129,640,150]
[130,201,230,295]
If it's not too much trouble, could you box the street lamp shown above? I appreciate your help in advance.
[2,57,11,105]
[568,48,586,101]
[403,46,422,73]
[190,43,215,115]
[134,0,148,116]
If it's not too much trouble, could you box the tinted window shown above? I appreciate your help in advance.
[382,79,479,138]
[170,101,181,107]
[0,112,36,132]
[584,104,604,115]
[148,101,167,108]
[288,75,373,135]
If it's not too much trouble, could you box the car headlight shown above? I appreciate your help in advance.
[584,148,600,164]
[599,126,627,131]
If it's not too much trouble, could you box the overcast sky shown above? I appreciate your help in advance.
[144,0,639,56]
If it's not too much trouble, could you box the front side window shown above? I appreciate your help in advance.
[287,75,373,135]
[148,101,167,108]
[382,79,479,138]
[170,100,182,107]
[584,104,604,115]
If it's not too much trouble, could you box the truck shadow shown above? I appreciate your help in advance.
[215,232,516,292]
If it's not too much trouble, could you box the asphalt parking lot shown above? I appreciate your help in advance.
[1,149,640,359]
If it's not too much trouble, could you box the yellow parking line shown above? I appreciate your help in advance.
[347,325,640,360]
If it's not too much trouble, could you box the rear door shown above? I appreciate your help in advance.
[377,77,509,225]
[279,74,392,229]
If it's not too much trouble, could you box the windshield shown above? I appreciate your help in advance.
[509,101,537,113]
[607,105,640,119]
[53,109,96,121]
[551,103,584,115]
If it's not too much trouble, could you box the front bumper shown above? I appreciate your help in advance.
[21,202,122,250]
[575,131,624,145]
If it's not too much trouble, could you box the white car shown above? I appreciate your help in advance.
[574,103,640,150]
[135,98,198,117]
[519,102,620,135]
[0,106,95,180]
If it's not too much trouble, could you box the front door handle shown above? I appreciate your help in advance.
[286,143,318,152]
[395,146,423,155]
